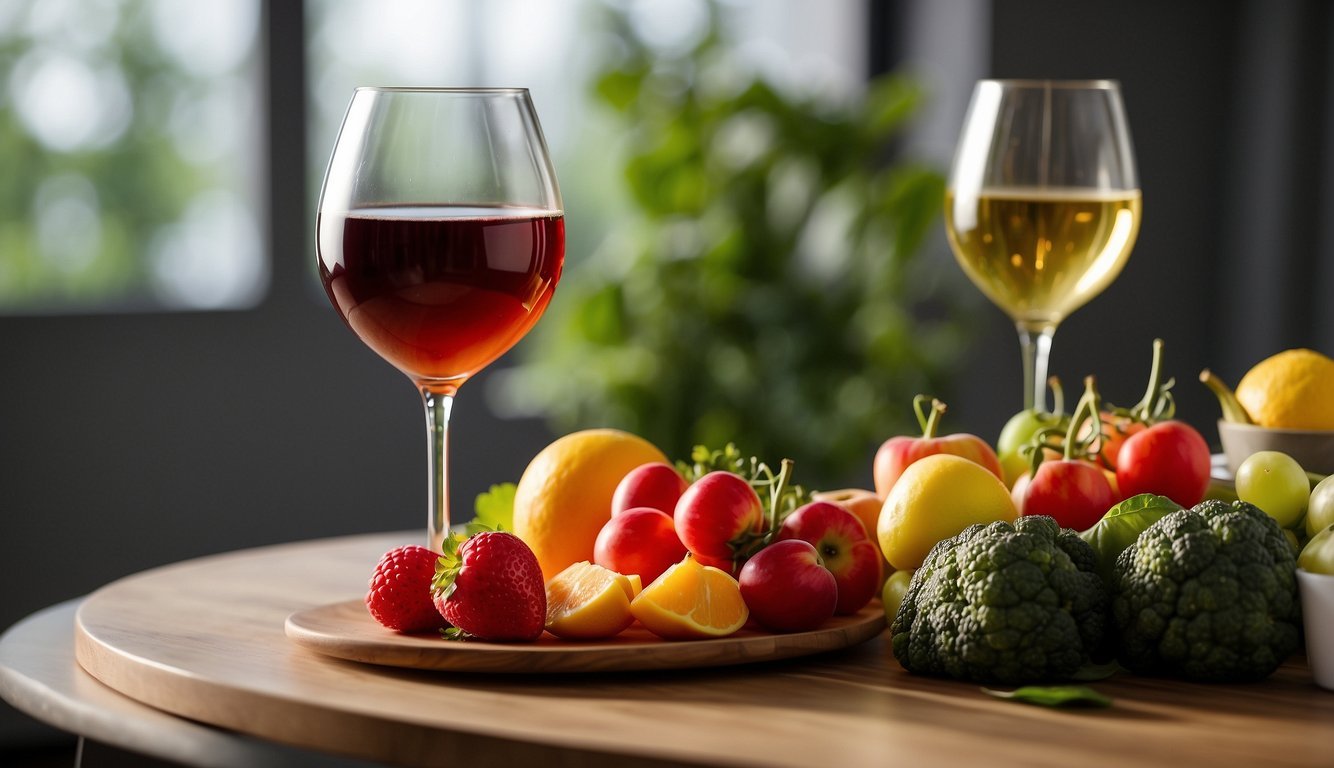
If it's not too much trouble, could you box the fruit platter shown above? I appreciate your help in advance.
[278,341,1334,700]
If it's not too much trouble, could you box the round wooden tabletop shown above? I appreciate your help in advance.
[51,531,1334,766]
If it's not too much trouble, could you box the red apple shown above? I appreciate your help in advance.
[594,507,687,584]
[611,462,688,516]
[778,501,883,614]
[738,539,837,632]
[673,471,764,560]
[810,488,882,538]
[873,396,1003,498]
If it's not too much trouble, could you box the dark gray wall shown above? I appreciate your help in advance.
[949,0,1334,444]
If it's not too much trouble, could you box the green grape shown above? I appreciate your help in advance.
[1309,474,1334,537]
[1235,451,1309,529]
[1299,524,1334,575]
[881,569,914,623]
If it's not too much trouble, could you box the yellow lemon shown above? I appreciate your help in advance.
[877,453,1017,571]
[513,429,668,581]
[629,555,748,640]
[1235,349,1334,430]
[544,561,635,640]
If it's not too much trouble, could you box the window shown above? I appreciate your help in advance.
[304,0,866,285]
[0,0,263,313]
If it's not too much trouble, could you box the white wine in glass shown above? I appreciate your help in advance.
[945,80,1140,411]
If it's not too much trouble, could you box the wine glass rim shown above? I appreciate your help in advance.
[979,78,1121,90]
[353,86,530,94]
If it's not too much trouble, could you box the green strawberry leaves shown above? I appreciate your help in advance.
[431,531,470,601]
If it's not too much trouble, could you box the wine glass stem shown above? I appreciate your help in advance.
[1017,324,1056,413]
[421,388,454,553]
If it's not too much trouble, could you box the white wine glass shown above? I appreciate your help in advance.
[945,79,1140,411]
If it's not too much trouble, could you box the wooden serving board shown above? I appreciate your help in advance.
[286,600,885,674]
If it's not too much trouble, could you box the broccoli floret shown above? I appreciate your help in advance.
[1111,499,1300,682]
[891,516,1107,684]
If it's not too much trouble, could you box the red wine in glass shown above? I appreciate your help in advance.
[317,87,563,552]
[319,205,565,388]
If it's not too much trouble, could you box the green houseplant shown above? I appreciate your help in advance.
[506,3,970,486]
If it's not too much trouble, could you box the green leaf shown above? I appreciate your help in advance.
[1080,493,1182,583]
[432,532,469,599]
[982,686,1112,709]
[470,484,516,534]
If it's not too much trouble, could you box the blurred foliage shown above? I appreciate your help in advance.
[506,2,972,485]
[0,1,251,309]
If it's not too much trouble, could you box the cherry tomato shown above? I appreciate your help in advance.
[1021,460,1117,531]
[1115,421,1211,507]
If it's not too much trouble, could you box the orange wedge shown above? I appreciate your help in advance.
[629,555,749,640]
[545,561,635,640]
[626,573,643,598]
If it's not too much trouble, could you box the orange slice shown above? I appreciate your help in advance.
[545,561,635,640]
[629,555,749,640]
[626,573,643,598]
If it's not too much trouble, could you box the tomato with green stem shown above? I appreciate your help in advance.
[1086,339,1177,470]
[996,377,1067,487]
[1018,377,1119,532]
[1114,342,1210,507]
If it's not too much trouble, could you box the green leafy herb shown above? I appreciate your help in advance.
[982,686,1112,709]
[1080,493,1181,583]
[468,483,516,534]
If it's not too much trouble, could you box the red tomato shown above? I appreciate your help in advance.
[1081,412,1146,470]
[1021,460,1118,532]
[1115,421,1211,507]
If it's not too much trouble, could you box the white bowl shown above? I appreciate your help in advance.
[1298,569,1334,691]
[1217,420,1334,476]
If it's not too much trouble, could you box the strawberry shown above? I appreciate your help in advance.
[365,545,447,633]
[432,530,546,642]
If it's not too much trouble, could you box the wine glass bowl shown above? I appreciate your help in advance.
[945,80,1139,411]
[317,88,564,551]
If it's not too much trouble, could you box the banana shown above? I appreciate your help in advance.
[1199,369,1253,424]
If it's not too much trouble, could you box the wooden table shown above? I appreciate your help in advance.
[4,531,1334,767]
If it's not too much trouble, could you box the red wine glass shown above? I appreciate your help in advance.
[317,88,564,552]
